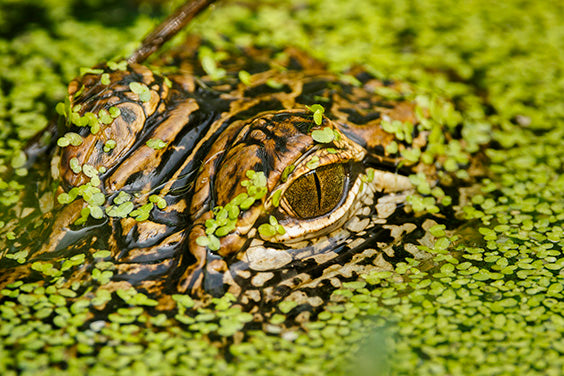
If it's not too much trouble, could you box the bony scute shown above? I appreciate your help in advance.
[0,0,473,302]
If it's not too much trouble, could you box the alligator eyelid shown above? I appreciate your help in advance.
[365,155,411,176]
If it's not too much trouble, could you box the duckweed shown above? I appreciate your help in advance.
[238,70,252,86]
[197,170,269,249]
[258,215,286,239]
[149,195,167,209]
[129,203,153,222]
[129,82,151,102]
[108,61,128,71]
[306,155,320,169]
[57,132,82,147]
[311,126,335,144]
[306,104,325,126]
[146,138,167,150]
[100,73,110,85]
[103,139,117,152]
[0,0,563,374]
[199,46,226,80]
[382,119,413,144]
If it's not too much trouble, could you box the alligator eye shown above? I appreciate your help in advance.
[282,164,346,219]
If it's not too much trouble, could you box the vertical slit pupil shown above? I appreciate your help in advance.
[283,163,347,219]
[313,171,322,209]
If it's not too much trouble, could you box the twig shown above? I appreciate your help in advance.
[128,0,217,65]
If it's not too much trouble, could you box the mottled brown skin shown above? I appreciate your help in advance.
[0,39,459,312]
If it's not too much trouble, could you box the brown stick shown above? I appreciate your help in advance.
[128,0,218,65]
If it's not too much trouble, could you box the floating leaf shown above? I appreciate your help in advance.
[386,141,398,154]
[11,151,26,169]
[106,201,134,218]
[306,156,320,169]
[100,73,110,85]
[208,235,221,251]
[313,111,323,125]
[55,102,67,116]
[80,67,104,76]
[83,164,98,178]
[266,79,284,89]
[196,236,210,247]
[281,165,295,182]
[130,203,153,221]
[238,70,252,86]
[104,139,117,152]
[57,137,70,147]
[311,127,335,143]
[70,158,82,173]
[93,250,111,259]
[89,205,104,219]
[129,82,151,102]
[98,109,113,125]
[57,193,73,205]
[149,195,167,209]
[109,106,121,118]
[258,223,277,238]
[67,132,83,146]
[272,189,283,207]
[146,138,167,150]
[113,191,131,205]
[307,104,325,126]
[108,60,127,71]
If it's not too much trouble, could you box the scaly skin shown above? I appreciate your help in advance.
[0,40,468,315]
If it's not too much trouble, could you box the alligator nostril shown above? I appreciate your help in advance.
[249,129,267,143]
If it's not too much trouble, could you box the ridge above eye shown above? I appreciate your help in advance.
[282,163,346,219]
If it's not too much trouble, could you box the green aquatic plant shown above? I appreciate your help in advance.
[0,0,563,375]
